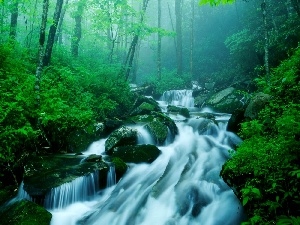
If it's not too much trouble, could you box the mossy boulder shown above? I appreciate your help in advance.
[0,200,52,225]
[130,102,161,116]
[23,155,109,199]
[105,126,138,154]
[167,105,190,118]
[67,122,106,153]
[110,145,161,163]
[244,92,271,119]
[111,157,128,180]
[145,120,168,145]
[206,87,245,113]
[187,118,218,137]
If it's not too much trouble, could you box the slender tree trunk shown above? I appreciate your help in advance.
[71,0,85,58]
[9,0,19,40]
[123,0,149,80]
[261,0,270,83]
[55,0,69,45]
[26,0,38,48]
[43,0,63,66]
[167,2,177,49]
[157,0,162,80]
[1,1,5,39]
[35,0,49,107]
[175,0,183,76]
[190,0,195,77]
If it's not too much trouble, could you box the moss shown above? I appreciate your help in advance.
[111,157,128,180]
[23,155,108,197]
[167,105,190,118]
[0,200,52,225]
[111,145,161,164]
[146,120,168,145]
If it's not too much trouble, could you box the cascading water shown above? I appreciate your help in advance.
[44,171,100,210]
[106,165,116,188]
[159,90,194,108]
[76,116,243,225]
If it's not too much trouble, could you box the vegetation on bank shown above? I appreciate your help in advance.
[221,47,300,224]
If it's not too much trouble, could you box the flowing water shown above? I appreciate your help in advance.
[18,90,244,224]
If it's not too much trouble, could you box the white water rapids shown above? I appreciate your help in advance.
[49,113,243,225]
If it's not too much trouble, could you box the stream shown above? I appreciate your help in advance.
[24,90,244,224]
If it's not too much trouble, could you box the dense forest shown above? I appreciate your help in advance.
[0,0,299,224]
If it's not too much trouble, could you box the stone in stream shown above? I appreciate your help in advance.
[0,199,52,224]
[167,105,190,118]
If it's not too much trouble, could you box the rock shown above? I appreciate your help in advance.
[105,126,138,154]
[0,200,52,224]
[227,107,247,133]
[145,120,168,145]
[167,105,190,118]
[128,112,178,143]
[194,94,208,108]
[110,145,161,164]
[244,92,271,119]
[111,157,128,181]
[206,87,245,113]
[67,122,106,153]
[23,155,109,199]
[104,118,124,135]
[130,102,161,116]
[187,118,218,137]
[84,154,102,162]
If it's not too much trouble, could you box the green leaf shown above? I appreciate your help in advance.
[242,196,249,206]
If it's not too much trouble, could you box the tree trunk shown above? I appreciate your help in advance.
[123,0,150,81]
[71,0,85,58]
[55,0,69,45]
[168,2,177,50]
[261,0,270,83]
[35,0,49,107]
[43,0,63,66]
[175,0,183,76]
[190,0,195,77]
[157,0,162,80]
[9,0,19,40]
[26,0,38,48]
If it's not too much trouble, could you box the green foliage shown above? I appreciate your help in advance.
[221,47,300,224]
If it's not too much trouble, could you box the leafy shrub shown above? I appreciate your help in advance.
[221,47,300,224]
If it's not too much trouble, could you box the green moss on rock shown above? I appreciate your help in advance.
[146,120,168,145]
[167,105,190,118]
[0,200,52,225]
[111,145,161,163]
[111,157,128,180]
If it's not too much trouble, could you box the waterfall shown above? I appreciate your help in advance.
[44,171,99,210]
[160,90,194,108]
[106,165,116,188]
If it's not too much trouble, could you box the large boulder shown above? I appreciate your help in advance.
[244,92,271,119]
[110,145,161,163]
[23,155,109,200]
[205,87,245,113]
[130,102,161,116]
[167,105,190,118]
[145,120,168,145]
[105,126,138,154]
[128,112,178,143]
[0,200,52,224]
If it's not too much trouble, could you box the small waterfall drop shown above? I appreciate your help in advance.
[44,171,99,210]
[160,90,194,108]
[106,165,116,188]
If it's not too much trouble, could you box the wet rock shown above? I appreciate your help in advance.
[244,92,271,119]
[110,145,161,164]
[206,87,245,113]
[111,157,128,181]
[0,200,52,224]
[84,154,102,162]
[167,105,190,118]
[145,120,168,145]
[130,102,161,116]
[23,155,109,199]
[105,126,138,154]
